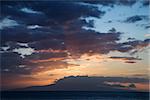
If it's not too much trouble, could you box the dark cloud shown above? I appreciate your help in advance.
[124,15,148,23]
[1,1,104,25]
[127,37,136,40]
[142,0,149,6]
[29,39,66,50]
[109,56,142,60]
[105,83,136,88]
[1,25,149,76]
[65,25,149,57]
[117,39,150,53]
[26,52,67,61]
[20,76,148,91]
[128,83,136,88]
[108,27,116,33]
[125,61,136,63]
[1,1,104,46]
[1,52,31,75]
[81,0,136,6]
[63,20,122,56]
[1,26,64,45]
[145,25,150,29]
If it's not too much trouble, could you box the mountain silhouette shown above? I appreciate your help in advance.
[14,76,148,91]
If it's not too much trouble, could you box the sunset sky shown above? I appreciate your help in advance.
[0,0,149,91]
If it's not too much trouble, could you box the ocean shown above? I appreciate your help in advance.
[1,91,149,100]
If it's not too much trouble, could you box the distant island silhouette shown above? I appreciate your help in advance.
[13,76,148,92]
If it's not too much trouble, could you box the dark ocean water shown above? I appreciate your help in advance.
[1,91,149,100]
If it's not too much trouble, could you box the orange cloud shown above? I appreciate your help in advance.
[35,49,67,53]
[30,57,66,63]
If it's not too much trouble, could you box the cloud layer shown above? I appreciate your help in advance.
[1,1,149,90]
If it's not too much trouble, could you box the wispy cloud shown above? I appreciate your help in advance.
[20,8,42,14]
[0,18,19,30]
[124,15,149,23]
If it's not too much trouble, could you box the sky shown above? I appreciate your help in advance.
[0,0,150,91]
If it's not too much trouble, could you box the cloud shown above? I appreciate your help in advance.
[20,8,42,14]
[27,25,42,29]
[118,39,150,53]
[63,25,122,56]
[0,18,19,30]
[1,21,149,76]
[0,42,34,58]
[29,39,66,50]
[105,82,136,89]
[145,26,150,29]
[144,34,150,37]
[1,52,31,75]
[1,1,104,26]
[142,0,149,6]
[124,15,148,23]
[1,1,148,56]
[125,61,136,63]
[12,47,34,58]
[109,56,141,60]
[29,61,75,74]
[1,46,10,51]
[0,51,72,76]
[131,74,149,78]
[81,0,137,6]
[128,83,136,88]
[0,26,62,45]
[17,43,28,47]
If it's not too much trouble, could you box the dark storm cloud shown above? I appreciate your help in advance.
[1,1,104,46]
[1,25,65,45]
[29,39,65,50]
[1,0,150,79]
[124,15,148,23]
[1,1,104,25]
